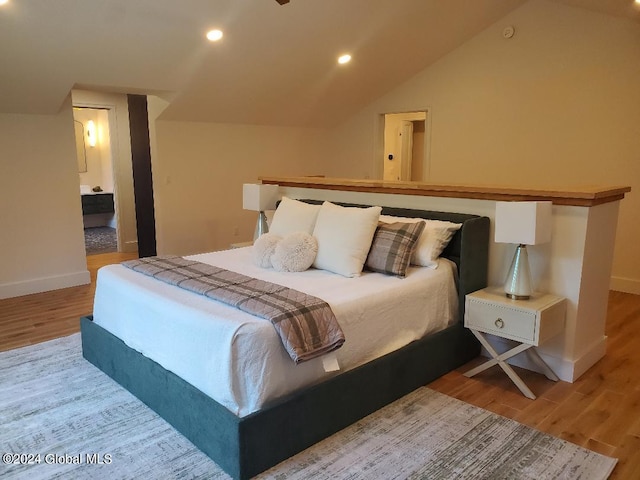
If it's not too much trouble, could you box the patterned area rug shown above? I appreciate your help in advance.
[84,227,117,255]
[0,335,617,480]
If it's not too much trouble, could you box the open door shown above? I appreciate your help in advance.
[382,111,427,181]
[399,121,414,181]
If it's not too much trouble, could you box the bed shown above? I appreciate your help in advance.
[81,201,489,479]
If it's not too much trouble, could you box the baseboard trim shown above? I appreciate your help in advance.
[481,335,607,383]
[564,337,608,381]
[610,276,640,295]
[0,270,91,300]
[121,240,138,254]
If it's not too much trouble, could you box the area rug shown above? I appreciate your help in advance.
[84,227,117,255]
[0,335,617,480]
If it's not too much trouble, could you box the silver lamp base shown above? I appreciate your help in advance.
[253,211,269,241]
[504,244,533,300]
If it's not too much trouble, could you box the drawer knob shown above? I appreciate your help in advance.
[495,318,504,329]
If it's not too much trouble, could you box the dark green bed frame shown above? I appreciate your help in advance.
[81,203,489,479]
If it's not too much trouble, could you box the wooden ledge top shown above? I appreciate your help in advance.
[259,176,631,207]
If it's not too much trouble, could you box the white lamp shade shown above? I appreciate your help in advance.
[243,183,279,212]
[494,201,552,245]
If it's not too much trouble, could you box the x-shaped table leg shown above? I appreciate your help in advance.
[463,329,537,399]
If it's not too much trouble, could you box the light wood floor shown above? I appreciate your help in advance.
[429,290,640,479]
[1,257,638,478]
[0,252,137,351]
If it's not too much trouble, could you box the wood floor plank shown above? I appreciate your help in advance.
[610,434,640,480]
[563,390,621,447]
[594,389,640,446]
[513,397,559,428]
[584,438,617,458]
[483,400,521,418]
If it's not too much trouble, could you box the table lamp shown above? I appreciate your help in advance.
[494,201,552,300]
[243,183,279,241]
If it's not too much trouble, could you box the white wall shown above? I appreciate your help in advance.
[319,0,640,293]
[151,120,327,255]
[0,92,328,297]
[0,97,89,298]
[0,89,141,299]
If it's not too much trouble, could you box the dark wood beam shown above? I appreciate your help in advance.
[127,94,157,258]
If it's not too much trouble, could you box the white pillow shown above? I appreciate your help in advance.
[313,202,382,277]
[269,197,321,236]
[271,232,318,272]
[252,233,282,268]
[379,215,461,268]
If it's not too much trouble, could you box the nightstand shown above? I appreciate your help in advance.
[463,287,566,399]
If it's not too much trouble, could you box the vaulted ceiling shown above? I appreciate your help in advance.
[1,0,638,127]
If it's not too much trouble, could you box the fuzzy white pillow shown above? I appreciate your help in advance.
[271,232,318,272]
[252,233,282,268]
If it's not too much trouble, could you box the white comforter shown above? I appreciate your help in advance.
[93,247,458,417]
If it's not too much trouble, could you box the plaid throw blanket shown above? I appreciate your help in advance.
[122,256,345,364]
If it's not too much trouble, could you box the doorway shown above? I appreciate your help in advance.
[382,111,428,181]
[72,89,156,259]
[73,106,118,255]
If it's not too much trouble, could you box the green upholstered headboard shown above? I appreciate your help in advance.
[294,200,490,322]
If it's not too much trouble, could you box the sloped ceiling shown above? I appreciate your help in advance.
[0,0,638,127]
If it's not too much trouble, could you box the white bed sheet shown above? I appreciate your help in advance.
[92,247,458,417]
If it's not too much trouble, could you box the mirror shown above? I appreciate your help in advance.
[74,120,87,173]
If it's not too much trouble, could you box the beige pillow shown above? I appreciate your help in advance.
[313,202,382,277]
[269,197,321,236]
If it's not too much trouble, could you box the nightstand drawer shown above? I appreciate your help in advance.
[465,302,536,343]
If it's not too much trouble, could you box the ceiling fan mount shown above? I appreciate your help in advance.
[275,0,291,5]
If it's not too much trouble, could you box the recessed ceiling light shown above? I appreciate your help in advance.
[338,54,351,65]
[0,0,9,6]
[206,29,223,42]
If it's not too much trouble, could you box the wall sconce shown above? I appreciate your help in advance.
[494,201,552,300]
[86,120,97,147]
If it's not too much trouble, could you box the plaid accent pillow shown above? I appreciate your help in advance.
[365,221,426,277]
